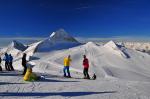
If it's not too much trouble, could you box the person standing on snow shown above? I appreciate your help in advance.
[3,53,10,71]
[83,55,90,79]
[9,54,14,71]
[0,56,2,71]
[63,55,72,78]
[22,53,27,75]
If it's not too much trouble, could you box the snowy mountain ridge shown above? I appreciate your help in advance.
[0,40,27,56]
[29,40,150,82]
[30,29,80,52]
[123,42,150,53]
[103,40,128,58]
[8,40,27,51]
[1,29,150,81]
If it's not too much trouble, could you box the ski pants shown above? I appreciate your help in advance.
[5,61,10,71]
[83,68,90,78]
[22,64,27,75]
[63,66,71,77]
[9,62,14,71]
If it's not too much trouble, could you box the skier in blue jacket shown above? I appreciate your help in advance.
[9,54,14,71]
[3,53,10,71]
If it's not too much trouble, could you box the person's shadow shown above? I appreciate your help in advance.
[0,82,25,85]
[0,91,117,97]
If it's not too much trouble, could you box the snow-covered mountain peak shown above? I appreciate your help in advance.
[50,29,67,38]
[104,40,119,49]
[0,40,28,57]
[26,29,80,52]
[103,40,129,58]
[49,29,78,42]
[8,40,27,51]
[85,42,97,46]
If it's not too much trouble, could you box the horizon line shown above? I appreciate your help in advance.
[0,36,150,43]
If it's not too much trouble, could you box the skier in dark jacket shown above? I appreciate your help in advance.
[22,53,27,75]
[3,53,10,71]
[9,54,14,71]
[83,55,90,79]
[0,56,2,71]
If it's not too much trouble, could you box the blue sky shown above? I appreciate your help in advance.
[0,0,150,38]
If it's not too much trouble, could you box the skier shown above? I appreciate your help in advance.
[0,56,2,71]
[9,54,14,71]
[24,67,39,81]
[63,55,72,78]
[24,62,39,81]
[22,53,27,75]
[3,53,10,71]
[83,55,90,79]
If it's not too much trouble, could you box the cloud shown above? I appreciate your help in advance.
[75,36,150,43]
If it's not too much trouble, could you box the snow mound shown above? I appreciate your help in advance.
[103,40,128,58]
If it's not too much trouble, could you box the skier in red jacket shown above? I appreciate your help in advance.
[83,55,90,79]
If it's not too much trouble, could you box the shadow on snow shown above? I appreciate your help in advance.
[36,78,80,83]
[0,91,117,97]
[0,73,20,76]
[0,82,25,85]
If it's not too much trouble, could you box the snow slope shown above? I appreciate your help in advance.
[1,30,150,98]
[1,40,150,99]
[30,40,150,82]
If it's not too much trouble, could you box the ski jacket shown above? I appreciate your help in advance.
[9,55,13,62]
[22,56,27,66]
[64,58,72,66]
[3,54,9,62]
[83,58,89,68]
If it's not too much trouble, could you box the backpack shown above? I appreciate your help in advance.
[92,74,96,80]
